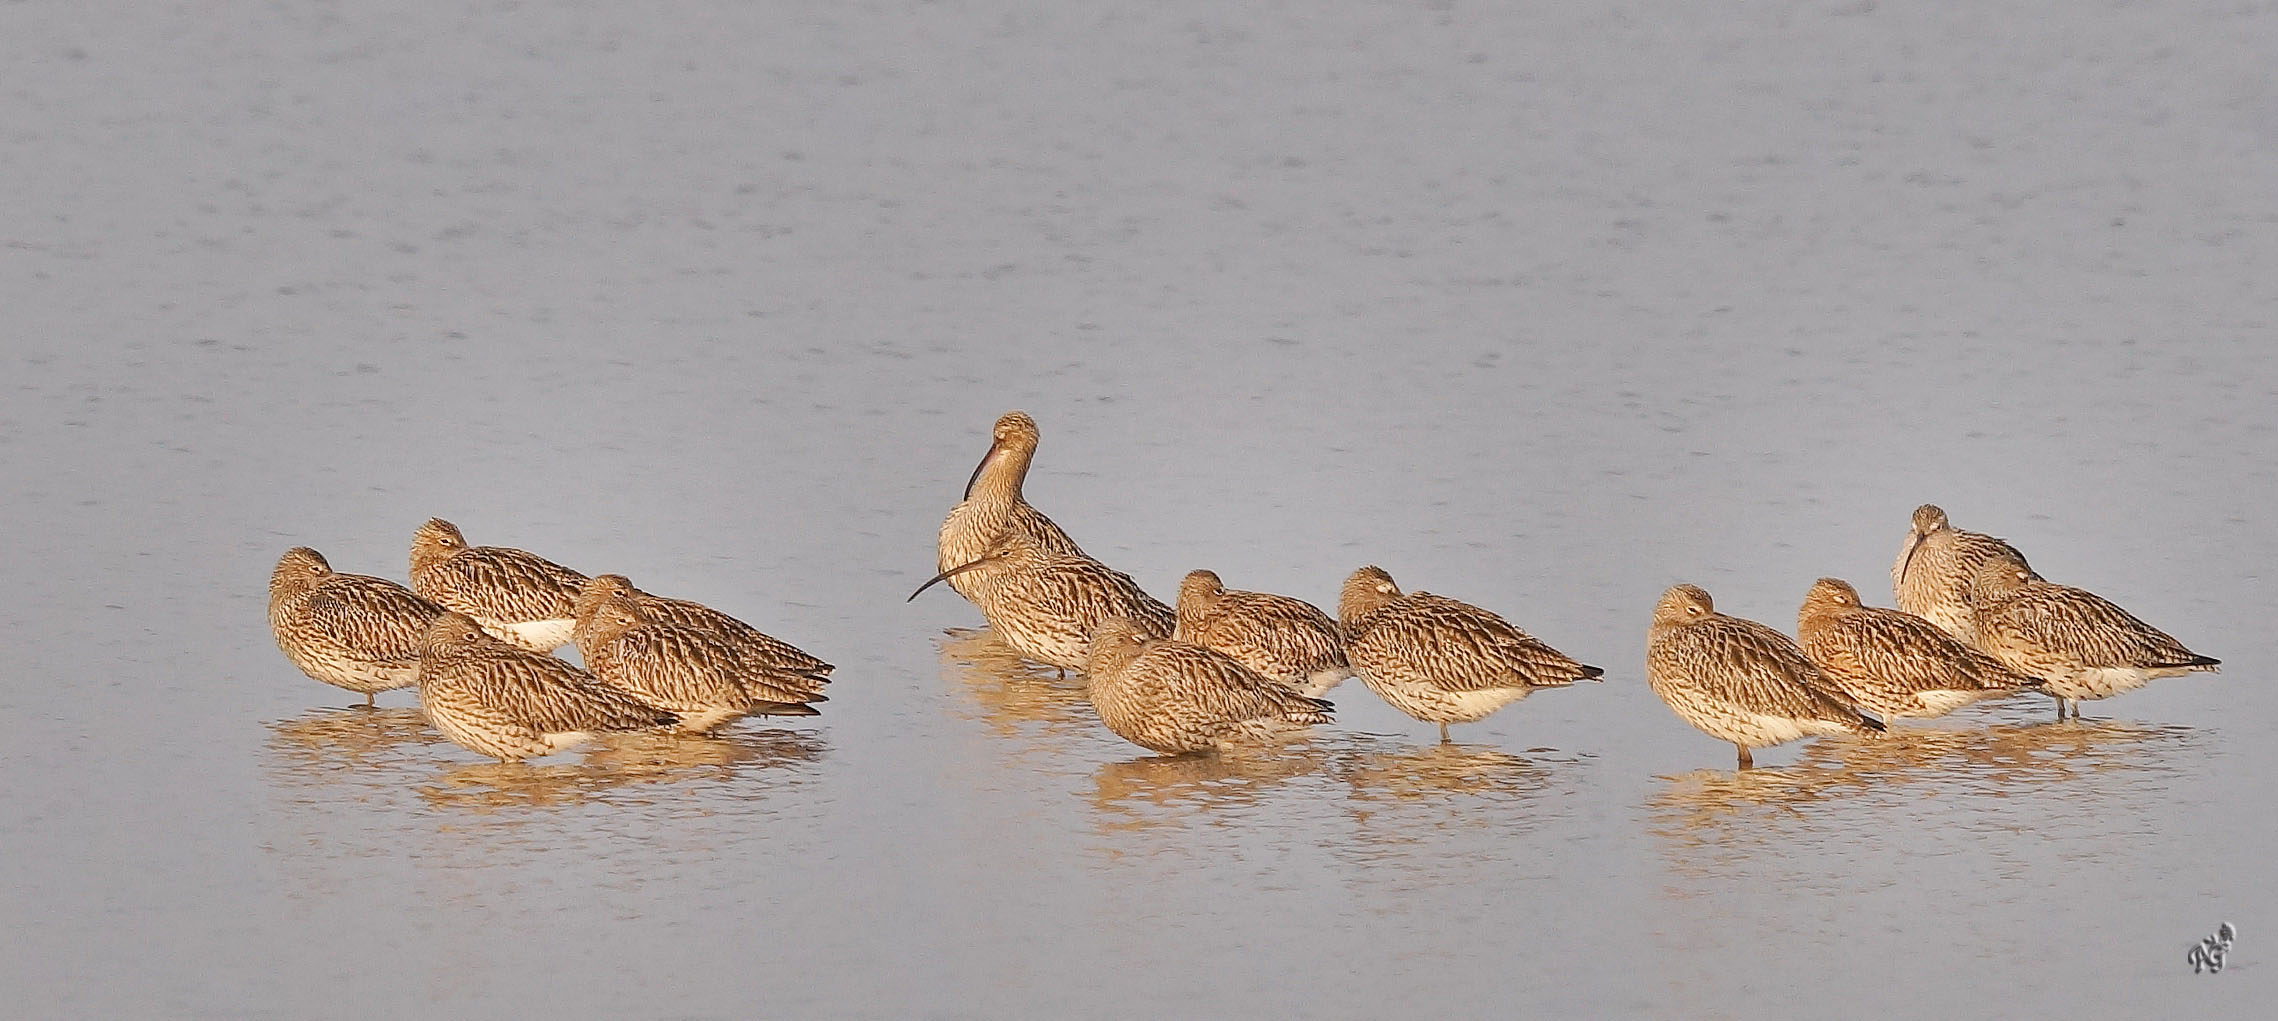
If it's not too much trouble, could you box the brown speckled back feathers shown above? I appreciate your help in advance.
[572,573,832,681]
[1172,570,1346,689]
[268,546,443,697]
[1796,577,2043,719]
[1083,618,1334,754]
[408,518,588,650]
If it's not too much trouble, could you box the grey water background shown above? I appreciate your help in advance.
[3,1,2273,1015]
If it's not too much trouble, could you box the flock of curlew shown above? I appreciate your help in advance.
[268,411,2221,770]
[268,520,833,762]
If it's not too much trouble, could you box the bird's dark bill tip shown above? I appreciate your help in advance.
[752,702,823,717]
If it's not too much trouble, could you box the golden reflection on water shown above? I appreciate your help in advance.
[265,711,444,756]
[1649,717,2197,871]
[937,627,1580,887]
[1327,740,1564,880]
[1083,736,1559,819]
[265,706,449,773]
[1091,744,1333,822]
[262,707,827,814]
[935,627,1098,739]
[1334,741,1554,804]
[1643,715,2204,1008]
[1083,733,1572,884]
[416,728,828,813]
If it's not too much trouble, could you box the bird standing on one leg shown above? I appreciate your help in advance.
[1338,566,1601,744]
[1646,584,1882,769]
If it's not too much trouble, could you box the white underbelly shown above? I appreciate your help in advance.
[483,616,578,653]
[2044,666,2156,702]
[1362,673,1529,724]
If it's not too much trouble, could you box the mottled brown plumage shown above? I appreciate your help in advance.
[1795,577,2045,721]
[268,547,443,706]
[408,518,588,652]
[1172,569,1350,698]
[937,411,1089,603]
[576,590,824,732]
[1082,617,1335,754]
[1891,504,2035,646]
[910,531,1173,673]
[1646,584,1882,769]
[415,611,678,762]
[570,574,831,681]
[1337,566,1602,742]
[1968,560,2220,719]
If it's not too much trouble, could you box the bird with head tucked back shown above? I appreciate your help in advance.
[1966,559,2219,720]
[269,546,442,706]
[575,589,824,733]
[408,518,588,653]
[1173,569,1350,699]
[1082,617,1335,755]
[570,573,831,682]
[1646,583,1882,769]
[1795,577,2045,721]
[1338,565,1601,743]
[415,610,678,763]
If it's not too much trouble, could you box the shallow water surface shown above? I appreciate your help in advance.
[4,1,2275,1016]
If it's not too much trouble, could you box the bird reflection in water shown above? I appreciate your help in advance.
[1649,716,2196,868]
[936,626,1099,738]
[417,727,828,813]
[1093,744,1333,822]
[1326,738,1565,881]
[265,706,449,778]
[1334,739,1555,804]
[1086,734,1568,878]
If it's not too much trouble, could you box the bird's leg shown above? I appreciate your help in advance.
[1056,667,1066,680]
[364,692,375,709]
[1438,722,1451,744]
[1736,744,1753,770]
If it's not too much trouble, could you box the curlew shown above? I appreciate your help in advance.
[1337,566,1602,743]
[408,518,588,653]
[937,411,1088,603]
[575,588,824,732]
[571,574,831,681]
[1891,504,2035,646]
[415,611,679,762]
[268,547,443,706]
[910,531,1172,676]
[1172,569,1350,698]
[1967,560,2220,720]
[1646,584,1883,769]
[1795,577,2046,721]
[1082,617,1335,754]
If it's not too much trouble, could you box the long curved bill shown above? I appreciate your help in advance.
[909,558,989,602]
[962,441,1003,501]
[1898,530,1927,583]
